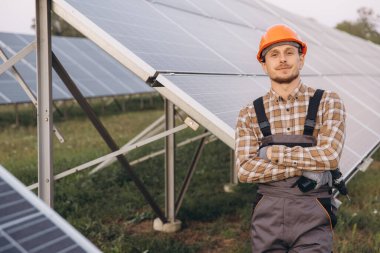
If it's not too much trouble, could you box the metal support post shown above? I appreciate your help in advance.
[51,52,167,223]
[230,149,238,184]
[175,130,208,215]
[165,99,176,222]
[154,99,181,232]
[224,149,238,192]
[36,0,53,206]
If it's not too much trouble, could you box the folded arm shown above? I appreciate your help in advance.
[235,107,302,183]
[269,91,346,172]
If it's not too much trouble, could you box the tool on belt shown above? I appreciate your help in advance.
[254,89,349,198]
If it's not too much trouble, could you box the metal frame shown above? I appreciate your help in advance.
[36,0,54,207]
[26,122,215,189]
[27,121,190,190]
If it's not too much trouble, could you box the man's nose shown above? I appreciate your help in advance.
[279,53,287,62]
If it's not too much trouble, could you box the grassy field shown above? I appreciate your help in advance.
[1,97,379,253]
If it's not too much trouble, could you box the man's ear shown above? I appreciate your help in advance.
[261,61,268,74]
[298,54,305,70]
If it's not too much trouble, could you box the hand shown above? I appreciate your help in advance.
[266,146,272,160]
[258,146,272,161]
[302,171,332,189]
[258,146,269,161]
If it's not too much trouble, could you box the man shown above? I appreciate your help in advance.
[235,24,346,252]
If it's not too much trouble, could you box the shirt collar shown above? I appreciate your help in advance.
[269,81,305,103]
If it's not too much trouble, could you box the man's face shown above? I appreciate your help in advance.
[261,44,304,84]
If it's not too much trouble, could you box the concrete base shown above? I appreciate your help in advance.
[153,218,182,233]
[224,183,238,193]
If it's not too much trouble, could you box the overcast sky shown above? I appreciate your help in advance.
[0,0,379,35]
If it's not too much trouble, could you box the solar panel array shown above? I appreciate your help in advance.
[0,165,101,253]
[0,32,153,104]
[51,0,380,178]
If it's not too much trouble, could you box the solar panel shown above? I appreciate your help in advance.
[151,3,257,74]
[59,0,239,74]
[0,32,153,104]
[0,164,101,253]
[52,0,380,181]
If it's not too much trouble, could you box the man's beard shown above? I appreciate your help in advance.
[270,71,299,84]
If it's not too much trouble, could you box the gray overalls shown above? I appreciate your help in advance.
[251,89,336,253]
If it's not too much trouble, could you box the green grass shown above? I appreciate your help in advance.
[0,98,379,253]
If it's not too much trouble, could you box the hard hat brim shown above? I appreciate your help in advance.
[257,38,307,62]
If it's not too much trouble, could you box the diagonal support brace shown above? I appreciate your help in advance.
[175,130,208,215]
[0,41,36,75]
[51,51,167,223]
[0,48,64,143]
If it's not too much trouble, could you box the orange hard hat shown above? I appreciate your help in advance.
[257,24,307,62]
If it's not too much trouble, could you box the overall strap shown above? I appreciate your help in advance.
[303,89,324,136]
[253,97,272,137]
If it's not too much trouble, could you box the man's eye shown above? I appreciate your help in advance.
[287,51,294,55]
[270,53,278,57]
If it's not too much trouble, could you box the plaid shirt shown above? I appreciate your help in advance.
[235,82,346,183]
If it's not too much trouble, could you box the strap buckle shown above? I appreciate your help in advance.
[259,121,270,129]
[304,119,315,128]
